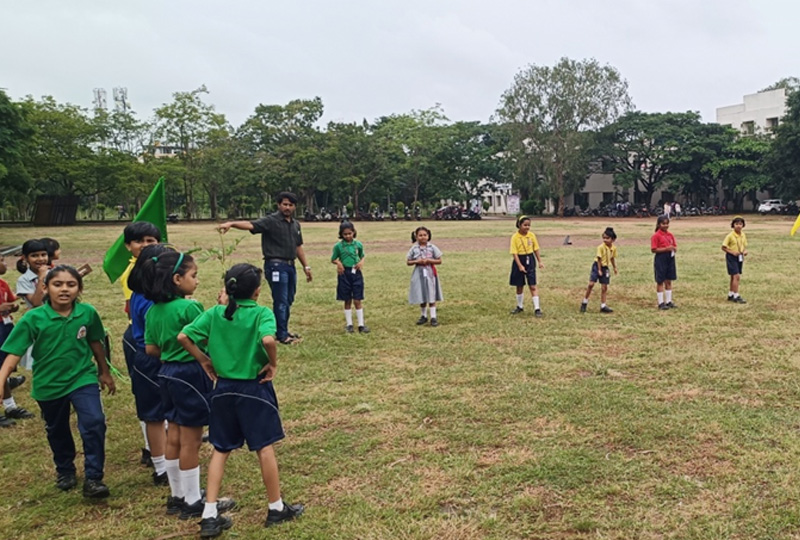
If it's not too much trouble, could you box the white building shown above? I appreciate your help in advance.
[716,88,788,134]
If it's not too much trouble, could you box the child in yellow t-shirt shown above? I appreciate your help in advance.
[581,227,618,313]
[721,216,747,303]
[509,216,545,317]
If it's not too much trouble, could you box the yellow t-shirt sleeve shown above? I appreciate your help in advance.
[120,258,136,301]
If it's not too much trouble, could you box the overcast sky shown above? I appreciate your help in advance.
[1,0,796,127]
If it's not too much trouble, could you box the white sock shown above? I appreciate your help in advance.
[657,292,664,305]
[3,397,16,410]
[733,292,739,298]
[601,303,607,308]
[430,306,437,319]
[344,309,353,326]
[516,294,524,308]
[151,455,167,475]
[268,498,285,512]
[141,421,150,451]
[202,501,218,519]
[665,290,673,303]
[728,291,734,297]
[356,308,364,326]
[180,466,202,505]
[165,458,182,498]
[421,306,428,318]
[533,296,540,310]
[581,298,589,305]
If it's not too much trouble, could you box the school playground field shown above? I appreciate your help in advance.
[2,215,800,539]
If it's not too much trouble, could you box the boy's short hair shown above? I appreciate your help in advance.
[124,222,162,244]
[276,192,298,205]
[730,216,746,228]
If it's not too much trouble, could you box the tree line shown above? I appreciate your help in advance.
[1,61,798,220]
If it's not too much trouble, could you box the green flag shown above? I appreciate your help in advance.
[102,177,168,283]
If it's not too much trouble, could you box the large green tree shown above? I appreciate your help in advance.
[768,90,800,200]
[497,57,632,215]
[154,85,229,218]
[0,90,34,218]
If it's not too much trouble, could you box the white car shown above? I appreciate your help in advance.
[758,199,786,214]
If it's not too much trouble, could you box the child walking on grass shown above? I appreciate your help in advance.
[0,266,115,498]
[581,227,618,313]
[141,251,235,520]
[407,227,443,326]
[0,254,32,427]
[179,263,304,538]
[509,215,544,317]
[331,221,369,334]
[651,215,678,310]
[722,216,748,303]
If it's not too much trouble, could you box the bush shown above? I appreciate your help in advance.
[346,202,354,214]
[369,202,379,212]
[482,200,490,212]
[396,201,406,213]
[521,199,542,216]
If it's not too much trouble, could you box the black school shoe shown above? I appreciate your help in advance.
[534,309,543,318]
[579,303,587,313]
[141,448,153,467]
[734,296,747,304]
[345,325,354,333]
[83,478,110,498]
[56,473,78,491]
[265,502,305,527]
[8,375,26,389]
[666,302,677,309]
[600,306,613,313]
[200,514,233,538]
[0,415,15,428]
[430,318,439,327]
[510,306,524,315]
[166,496,185,515]
[181,497,237,520]
[153,471,168,486]
[416,316,428,325]
[658,303,669,310]
[5,407,34,419]
[358,325,370,333]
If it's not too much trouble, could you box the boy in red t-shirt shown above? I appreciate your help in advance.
[0,254,34,426]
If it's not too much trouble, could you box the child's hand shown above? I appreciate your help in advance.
[743,250,748,257]
[99,373,116,395]
[354,261,363,271]
[201,362,218,383]
[614,267,619,275]
[336,262,345,275]
[418,258,428,265]
[538,262,545,269]
[258,363,277,382]
[217,288,229,305]
[518,264,525,272]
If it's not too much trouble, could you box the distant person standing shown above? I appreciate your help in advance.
[218,192,312,345]
[663,202,671,218]
[674,202,682,219]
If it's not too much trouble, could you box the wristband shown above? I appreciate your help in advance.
[304,266,311,271]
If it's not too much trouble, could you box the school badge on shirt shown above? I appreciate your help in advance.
[77,326,87,340]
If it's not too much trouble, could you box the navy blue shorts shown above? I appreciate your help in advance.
[654,253,677,283]
[158,361,211,427]
[209,377,285,452]
[726,253,743,276]
[336,268,364,301]
[132,348,165,422]
[589,262,610,285]
[0,322,12,366]
[509,255,536,287]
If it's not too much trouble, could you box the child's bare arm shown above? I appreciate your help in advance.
[0,353,21,392]
[258,336,278,382]
[89,341,116,395]
[177,333,217,382]
[513,253,525,271]
[535,249,545,269]
[145,344,161,357]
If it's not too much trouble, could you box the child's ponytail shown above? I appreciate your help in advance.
[223,263,262,321]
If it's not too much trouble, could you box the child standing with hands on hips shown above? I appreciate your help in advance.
[0,266,116,497]
[722,216,748,303]
[179,264,304,538]
[407,227,443,326]
[331,222,369,334]
[651,215,678,310]
[581,227,618,313]
[141,251,235,520]
[509,216,544,317]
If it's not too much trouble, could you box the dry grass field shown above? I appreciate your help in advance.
[2,215,800,539]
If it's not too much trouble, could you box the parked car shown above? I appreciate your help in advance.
[758,199,787,214]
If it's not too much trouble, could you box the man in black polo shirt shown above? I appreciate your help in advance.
[218,192,312,344]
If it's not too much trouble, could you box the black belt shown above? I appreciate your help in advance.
[266,258,294,265]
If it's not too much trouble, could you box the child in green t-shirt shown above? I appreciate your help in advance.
[0,265,116,498]
[178,263,304,536]
[331,222,369,333]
